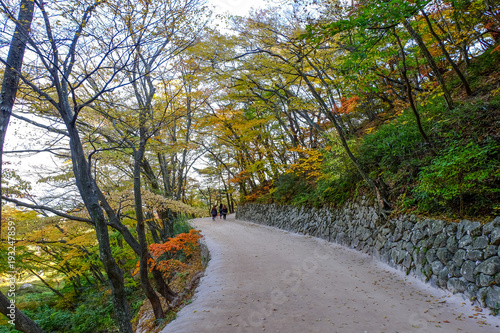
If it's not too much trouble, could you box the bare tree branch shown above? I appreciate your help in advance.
[1,196,94,224]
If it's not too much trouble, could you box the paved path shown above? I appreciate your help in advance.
[162,215,500,333]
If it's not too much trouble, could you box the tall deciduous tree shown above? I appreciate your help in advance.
[0,0,35,237]
[3,0,146,330]
[0,1,46,332]
[4,0,209,326]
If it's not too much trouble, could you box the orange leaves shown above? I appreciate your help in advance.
[143,229,203,277]
[244,181,272,202]
[229,170,251,184]
[337,96,360,115]
[150,229,202,257]
[148,257,186,276]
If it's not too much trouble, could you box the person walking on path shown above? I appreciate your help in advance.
[211,205,218,221]
[221,205,228,220]
[219,203,223,219]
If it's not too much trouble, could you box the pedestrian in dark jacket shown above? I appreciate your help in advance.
[211,205,218,221]
[221,205,228,220]
[219,203,223,219]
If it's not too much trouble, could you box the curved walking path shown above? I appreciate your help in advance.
[162,215,500,333]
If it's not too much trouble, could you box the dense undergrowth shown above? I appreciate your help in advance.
[248,46,500,222]
[0,270,140,333]
[0,219,205,333]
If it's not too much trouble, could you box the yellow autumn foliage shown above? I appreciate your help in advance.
[286,147,323,180]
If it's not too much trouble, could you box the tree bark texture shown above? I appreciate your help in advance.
[402,19,454,110]
[66,127,133,333]
[421,10,472,96]
[0,292,46,333]
[134,134,164,320]
[0,0,35,238]
[392,28,432,146]
[0,2,45,331]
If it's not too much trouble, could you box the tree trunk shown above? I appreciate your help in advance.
[28,269,64,298]
[158,153,172,196]
[0,0,35,238]
[0,3,45,332]
[392,28,432,146]
[65,124,133,332]
[97,187,177,301]
[225,185,231,212]
[134,140,164,320]
[451,12,471,67]
[421,10,472,96]
[297,66,391,214]
[0,292,46,333]
[146,220,162,244]
[402,19,454,110]
[151,268,177,302]
[28,2,135,329]
[141,158,160,193]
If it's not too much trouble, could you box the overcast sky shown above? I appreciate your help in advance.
[209,0,268,16]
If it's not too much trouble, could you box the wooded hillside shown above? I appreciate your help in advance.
[198,0,500,222]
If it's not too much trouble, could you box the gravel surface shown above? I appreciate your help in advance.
[161,215,500,333]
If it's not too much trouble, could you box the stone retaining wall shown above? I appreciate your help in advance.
[236,201,500,313]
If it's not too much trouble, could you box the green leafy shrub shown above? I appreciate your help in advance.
[173,215,192,235]
[314,146,361,206]
[72,298,114,332]
[0,282,129,333]
[272,173,314,205]
[414,140,500,217]
[26,305,73,332]
[359,108,431,177]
